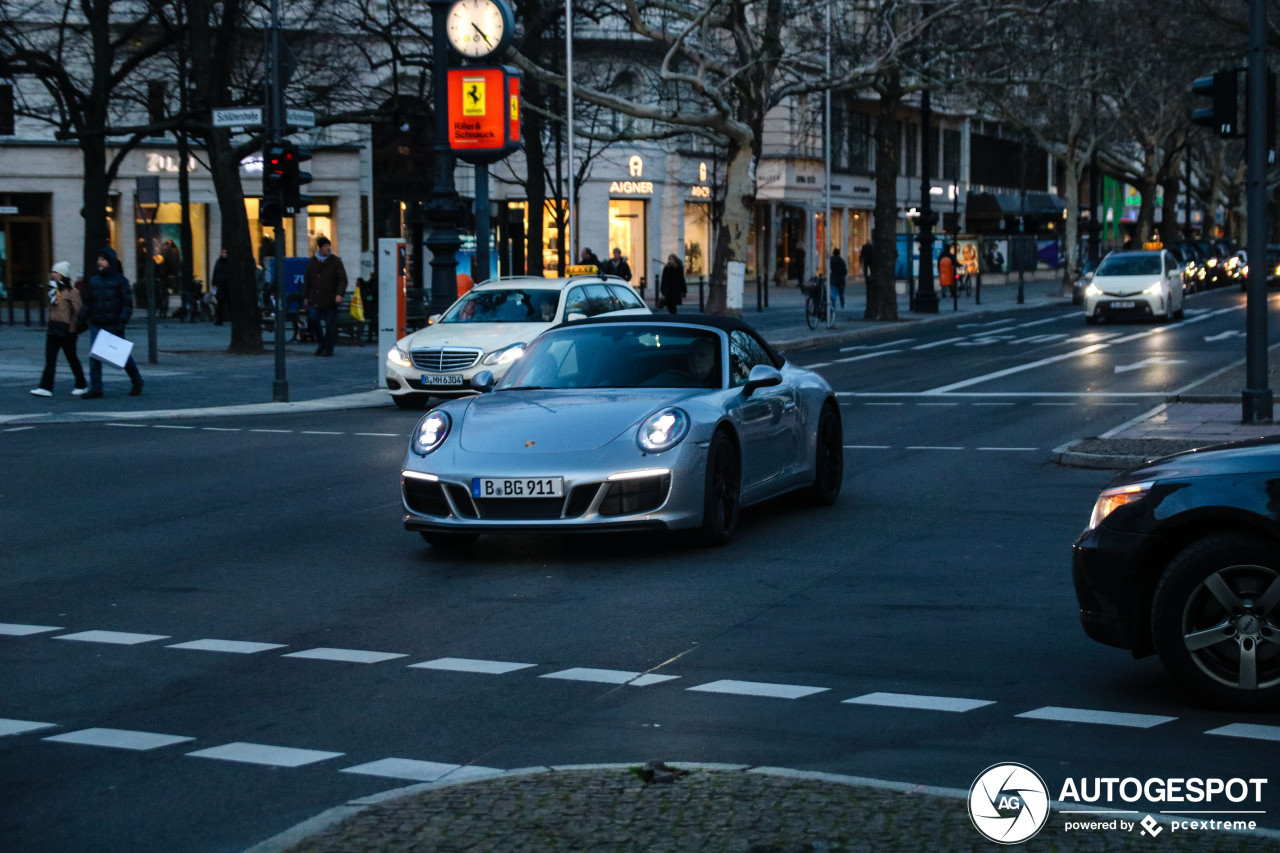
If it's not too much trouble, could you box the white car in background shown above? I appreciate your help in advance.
[385,273,650,409]
[1083,249,1185,324]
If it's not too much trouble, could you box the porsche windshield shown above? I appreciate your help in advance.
[498,326,722,390]
[440,289,560,323]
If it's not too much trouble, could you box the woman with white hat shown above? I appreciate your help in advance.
[30,261,88,397]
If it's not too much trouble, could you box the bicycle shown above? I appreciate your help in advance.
[803,275,835,330]
[956,269,973,297]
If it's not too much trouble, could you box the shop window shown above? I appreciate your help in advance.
[306,201,334,254]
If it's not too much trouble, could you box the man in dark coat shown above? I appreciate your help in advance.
[78,247,143,398]
[303,236,349,357]
[829,248,848,309]
[604,248,632,281]
[211,246,231,325]
[660,254,686,314]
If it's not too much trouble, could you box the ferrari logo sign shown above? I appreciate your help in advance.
[448,66,523,163]
[463,77,486,116]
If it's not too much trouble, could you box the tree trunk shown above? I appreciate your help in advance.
[1061,157,1084,286]
[207,132,265,354]
[1160,176,1181,243]
[705,139,752,316]
[867,75,901,321]
[80,138,111,283]
[1134,178,1157,244]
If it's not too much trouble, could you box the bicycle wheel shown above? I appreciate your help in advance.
[804,294,819,329]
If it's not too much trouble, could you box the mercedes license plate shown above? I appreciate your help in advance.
[423,373,464,386]
[1109,300,1136,309]
[473,477,564,498]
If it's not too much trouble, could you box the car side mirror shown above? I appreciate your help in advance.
[471,370,496,393]
[566,312,587,322]
[428,313,441,325]
[743,364,783,396]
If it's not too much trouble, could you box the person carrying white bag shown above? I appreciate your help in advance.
[78,247,144,398]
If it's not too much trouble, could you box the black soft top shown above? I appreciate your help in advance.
[559,312,784,367]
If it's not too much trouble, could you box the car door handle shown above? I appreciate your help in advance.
[783,399,797,412]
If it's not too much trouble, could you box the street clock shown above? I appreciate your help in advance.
[446,0,514,60]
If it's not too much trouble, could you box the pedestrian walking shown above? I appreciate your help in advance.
[938,245,956,292]
[160,238,181,317]
[78,248,144,398]
[579,247,602,270]
[659,254,686,314]
[829,248,848,309]
[604,248,632,281]
[30,261,88,397]
[860,241,874,283]
[211,246,230,325]
[303,236,349,357]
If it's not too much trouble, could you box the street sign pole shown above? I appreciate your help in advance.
[1242,0,1272,423]
[136,176,160,364]
[269,0,289,402]
[426,0,462,316]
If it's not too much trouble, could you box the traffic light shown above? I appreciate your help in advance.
[283,141,312,214]
[1191,70,1239,137]
[262,141,287,225]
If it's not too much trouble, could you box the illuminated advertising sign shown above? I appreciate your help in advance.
[447,66,523,164]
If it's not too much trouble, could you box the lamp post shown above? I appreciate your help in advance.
[912,5,938,313]
[1242,0,1272,422]
[565,0,575,259]
[425,0,463,316]
[1017,134,1027,305]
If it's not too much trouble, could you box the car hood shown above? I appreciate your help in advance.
[457,389,703,453]
[404,322,552,354]
[1093,274,1164,296]
[1111,436,1280,485]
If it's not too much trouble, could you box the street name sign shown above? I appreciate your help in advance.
[286,109,315,128]
[213,108,263,128]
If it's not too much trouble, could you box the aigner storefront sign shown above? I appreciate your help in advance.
[610,155,654,195]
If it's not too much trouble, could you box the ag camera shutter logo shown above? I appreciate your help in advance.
[968,763,1051,844]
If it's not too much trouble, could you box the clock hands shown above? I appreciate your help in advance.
[471,22,494,47]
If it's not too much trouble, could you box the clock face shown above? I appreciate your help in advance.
[447,0,508,58]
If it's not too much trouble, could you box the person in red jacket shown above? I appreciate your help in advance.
[938,246,956,291]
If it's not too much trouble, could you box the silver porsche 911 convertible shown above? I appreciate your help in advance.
[399,314,843,548]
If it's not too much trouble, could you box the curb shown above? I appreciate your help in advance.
[0,389,392,427]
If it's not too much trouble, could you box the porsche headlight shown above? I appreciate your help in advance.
[482,343,526,365]
[412,410,451,455]
[637,408,690,453]
[1088,481,1153,529]
[388,346,413,368]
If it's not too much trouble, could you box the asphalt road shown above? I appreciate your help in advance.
[3,285,1279,853]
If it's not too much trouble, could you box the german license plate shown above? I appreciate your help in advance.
[472,477,564,498]
[423,373,464,386]
[1109,300,1135,309]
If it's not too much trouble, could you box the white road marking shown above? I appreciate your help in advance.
[201,427,242,431]
[2,426,35,432]
[541,667,644,685]
[340,758,504,783]
[1033,402,1077,406]
[187,742,343,767]
[152,425,195,430]
[977,447,1038,452]
[1013,315,1073,328]
[905,446,963,451]
[629,673,682,686]
[917,402,959,407]
[911,337,967,350]
[839,338,915,352]
[959,318,1015,328]
[864,401,904,406]
[105,423,148,428]
[168,639,287,654]
[249,429,291,434]
[687,680,829,699]
[409,657,537,675]
[0,623,63,636]
[1016,706,1174,728]
[843,692,994,713]
[301,431,343,435]
[1205,723,1280,743]
[1205,330,1246,341]
[0,719,57,737]
[355,433,402,437]
[844,445,891,449]
[1115,357,1186,374]
[833,351,898,364]
[925,343,1109,393]
[973,402,1015,406]
[54,630,169,645]
[1007,333,1070,346]
[283,648,408,664]
[44,728,194,751]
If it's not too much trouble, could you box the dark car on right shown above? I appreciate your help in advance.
[1072,437,1280,710]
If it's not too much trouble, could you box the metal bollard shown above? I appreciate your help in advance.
[756,275,762,312]
[698,276,705,312]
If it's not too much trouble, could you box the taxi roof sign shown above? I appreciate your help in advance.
[566,264,599,275]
